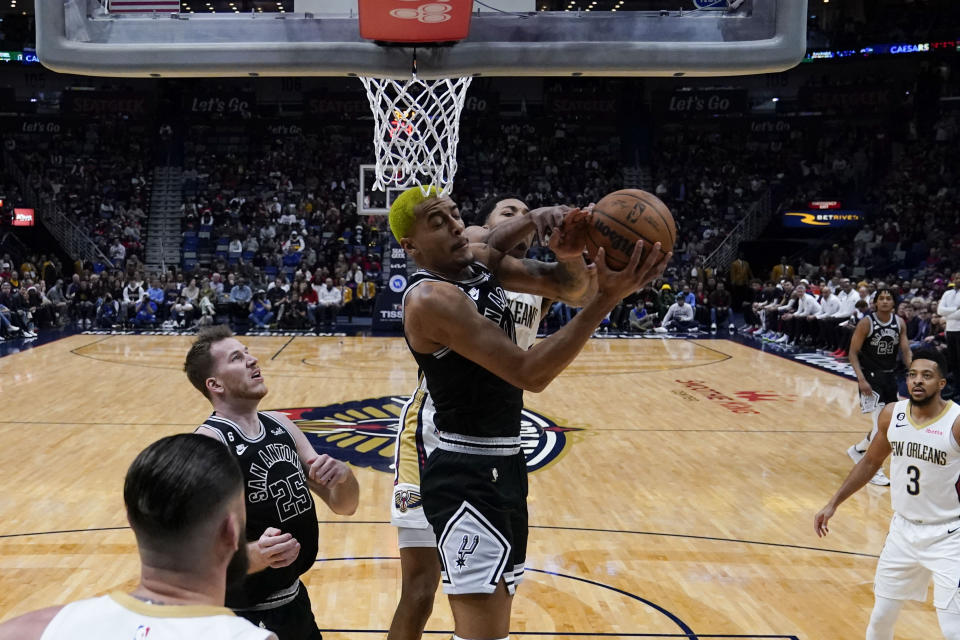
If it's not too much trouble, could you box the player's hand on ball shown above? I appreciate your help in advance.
[529,205,571,245]
[594,241,671,302]
[307,454,350,487]
[256,527,301,568]
[547,208,590,261]
[814,505,835,538]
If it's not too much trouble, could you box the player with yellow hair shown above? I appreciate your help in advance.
[388,186,670,640]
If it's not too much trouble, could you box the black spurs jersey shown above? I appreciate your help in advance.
[199,411,319,610]
[402,262,524,439]
[859,312,902,372]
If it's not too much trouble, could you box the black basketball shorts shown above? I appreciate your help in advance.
[237,581,322,640]
[863,368,900,405]
[421,447,528,595]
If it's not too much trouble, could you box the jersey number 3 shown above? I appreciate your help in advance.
[906,465,920,496]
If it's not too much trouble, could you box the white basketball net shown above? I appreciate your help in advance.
[360,73,472,197]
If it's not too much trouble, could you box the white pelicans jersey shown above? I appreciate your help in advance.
[506,291,543,350]
[888,399,960,524]
[40,593,277,640]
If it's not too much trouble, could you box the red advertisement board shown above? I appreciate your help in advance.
[359,0,472,43]
[13,208,34,227]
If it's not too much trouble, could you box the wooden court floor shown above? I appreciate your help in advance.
[0,334,941,639]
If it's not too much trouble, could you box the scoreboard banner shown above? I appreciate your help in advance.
[782,210,865,228]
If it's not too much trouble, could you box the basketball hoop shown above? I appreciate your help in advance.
[360,54,472,197]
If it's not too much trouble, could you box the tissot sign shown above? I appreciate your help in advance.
[358,0,473,43]
[372,241,409,332]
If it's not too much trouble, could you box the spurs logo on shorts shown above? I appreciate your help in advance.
[456,534,479,569]
[437,502,512,593]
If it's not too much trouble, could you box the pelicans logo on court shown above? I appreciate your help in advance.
[274,396,581,474]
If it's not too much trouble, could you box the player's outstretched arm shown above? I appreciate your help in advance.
[475,208,594,306]
[0,606,63,640]
[814,404,894,538]
[406,241,669,393]
[463,205,569,250]
[265,411,359,516]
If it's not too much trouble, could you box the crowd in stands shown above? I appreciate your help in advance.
[0,248,382,337]
[12,118,151,267]
[0,55,956,361]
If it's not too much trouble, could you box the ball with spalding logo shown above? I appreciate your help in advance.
[585,189,676,270]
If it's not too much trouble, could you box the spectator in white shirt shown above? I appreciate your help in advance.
[655,294,697,333]
[815,286,841,349]
[109,239,126,267]
[228,238,243,262]
[937,273,960,399]
[778,284,821,345]
[259,223,276,242]
[122,279,145,325]
[278,207,298,225]
[316,278,342,330]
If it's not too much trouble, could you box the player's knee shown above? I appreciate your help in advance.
[400,574,438,617]
[866,596,903,640]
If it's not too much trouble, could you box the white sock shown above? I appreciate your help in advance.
[866,595,904,640]
[452,636,508,640]
[938,608,960,640]
[856,409,883,452]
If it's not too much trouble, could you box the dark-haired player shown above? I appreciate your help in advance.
[846,288,912,486]
[184,325,359,640]
[0,434,276,640]
[816,349,960,639]
[386,195,584,640]
[388,186,669,640]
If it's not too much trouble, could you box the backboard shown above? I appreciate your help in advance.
[359,164,406,214]
[38,0,807,79]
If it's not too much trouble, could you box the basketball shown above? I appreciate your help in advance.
[585,189,676,270]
